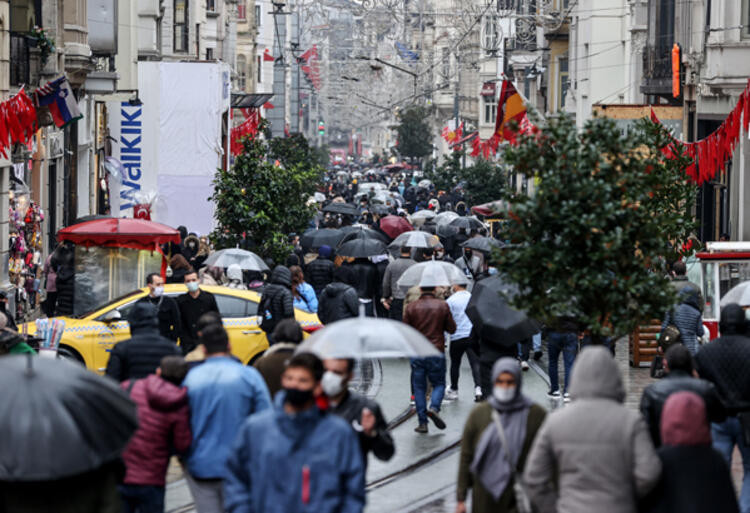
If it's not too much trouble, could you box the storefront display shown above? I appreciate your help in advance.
[8,188,44,322]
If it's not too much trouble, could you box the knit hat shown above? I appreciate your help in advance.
[318,245,333,258]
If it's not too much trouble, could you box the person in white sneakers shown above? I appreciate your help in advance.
[445,278,482,402]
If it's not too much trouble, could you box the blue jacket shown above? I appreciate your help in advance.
[183,356,272,479]
[293,282,319,313]
[663,289,704,355]
[224,393,365,513]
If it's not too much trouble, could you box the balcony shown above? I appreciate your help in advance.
[10,32,31,87]
[641,45,673,98]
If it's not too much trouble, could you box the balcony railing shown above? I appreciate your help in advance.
[10,32,30,87]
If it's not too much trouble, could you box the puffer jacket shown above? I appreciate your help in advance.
[347,260,379,300]
[306,257,335,296]
[318,282,359,325]
[121,375,191,486]
[259,266,295,334]
[662,290,703,354]
[524,346,662,513]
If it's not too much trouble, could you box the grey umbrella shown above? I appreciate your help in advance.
[461,236,505,254]
[203,248,270,271]
[388,230,440,251]
[296,317,441,358]
[396,260,467,293]
[0,355,137,481]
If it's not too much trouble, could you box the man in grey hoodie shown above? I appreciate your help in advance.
[381,246,416,322]
[524,346,661,513]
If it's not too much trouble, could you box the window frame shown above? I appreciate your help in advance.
[482,15,499,56]
[483,94,497,124]
[743,0,750,39]
[174,0,189,53]
[237,1,247,20]
[557,55,569,111]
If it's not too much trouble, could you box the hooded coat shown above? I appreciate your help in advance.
[120,375,192,486]
[661,289,704,354]
[640,392,739,513]
[259,266,295,336]
[318,282,359,325]
[224,392,365,513]
[523,347,662,513]
[105,302,181,382]
[305,250,335,296]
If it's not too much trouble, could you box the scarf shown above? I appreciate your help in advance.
[470,358,532,501]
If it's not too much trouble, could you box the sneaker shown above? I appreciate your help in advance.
[563,392,571,403]
[520,361,530,371]
[414,423,428,434]
[427,408,447,430]
[444,388,459,401]
[547,389,561,399]
[474,386,483,402]
[410,395,415,406]
[533,350,543,361]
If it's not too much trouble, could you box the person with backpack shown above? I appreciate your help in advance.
[661,288,704,355]
[258,266,295,344]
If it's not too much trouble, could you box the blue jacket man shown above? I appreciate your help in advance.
[224,352,365,513]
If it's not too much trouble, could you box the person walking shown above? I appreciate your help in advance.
[224,353,365,513]
[524,346,662,513]
[403,282,456,433]
[105,302,181,382]
[670,260,703,309]
[0,292,17,331]
[456,358,546,513]
[258,265,295,344]
[119,356,192,513]
[323,358,395,469]
[41,252,57,317]
[347,257,379,317]
[182,323,272,513]
[661,288,704,355]
[381,246,417,322]
[445,278,482,402]
[226,264,246,289]
[639,392,739,513]
[695,303,750,513]
[305,245,335,297]
[318,266,360,325]
[290,265,318,314]
[254,319,304,397]
[136,272,181,342]
[176,270,219,355]
[545,317,579,402]
[640,344,725,447]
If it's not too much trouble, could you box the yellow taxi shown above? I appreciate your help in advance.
[22,284,321,374]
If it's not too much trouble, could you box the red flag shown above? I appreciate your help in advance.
[494,80,528,142]
[263,49,275,62]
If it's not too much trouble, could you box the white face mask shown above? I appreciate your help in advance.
[186,281,200,293]
[493,385,517,403]
[152,285,164,297]
[321,371,345,397]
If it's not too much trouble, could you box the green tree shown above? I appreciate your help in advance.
[424,150,506,206]
[496,114,696,340]
[210,134,323,263]
[396,106,433,159]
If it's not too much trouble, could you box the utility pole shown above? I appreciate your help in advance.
[269,2,290,138]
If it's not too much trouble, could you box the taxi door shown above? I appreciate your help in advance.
[214,293,269,364]
[92,301,138,373]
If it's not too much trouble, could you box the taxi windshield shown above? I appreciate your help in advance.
[72,290,143,319]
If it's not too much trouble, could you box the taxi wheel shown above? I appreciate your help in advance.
[57,345,84,365]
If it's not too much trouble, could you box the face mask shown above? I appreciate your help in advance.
[152,286,164,297]
[321,371,345,397]
[285,387,314,407]
[186,281,200,293]
[493,385,517,403]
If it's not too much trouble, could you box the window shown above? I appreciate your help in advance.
[206,0,216,12]
[174,0,188,53]
[206,47,214,60]
[483,16,499,55]
[441,47,450,79]
[558,56,569,111]
[255,5,261,26]
[743,0,750,39]
[238,2,246,20]
[484,94,497,124]
[237,55,247,90]
[257,55,262,84]
[215,294,257,318]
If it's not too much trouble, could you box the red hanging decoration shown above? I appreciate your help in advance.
[0,88,38,159]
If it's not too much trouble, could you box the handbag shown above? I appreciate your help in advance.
[491,410,533,513]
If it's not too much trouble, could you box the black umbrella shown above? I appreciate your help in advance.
[300,228,345,250]
[450,216,485,231]
[323,202,359,216]
[338,226,389,246]
[461,236,505,254]
[0,355,137,481]
[337,239,388,258]
[466,276,541,346]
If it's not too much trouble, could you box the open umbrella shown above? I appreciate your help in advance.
[418,179,432,188]
[296,317,441,358]
[450,216,485,232]
[388,231,439,251]
[0,355,137,480]
[396,261,466,293]
[461,236,505,254]
[203,248,270,271]
[410,210,437,227]
[466,276,541,346]
[323,202,359,217]
[300,228,345,250]
[337,239,388,258]
[370,204,391,216]
[313,192,326,203]
[379,215,413,240]
[435,211,460,226]
[338,226,389,246]
[720,281,750,307]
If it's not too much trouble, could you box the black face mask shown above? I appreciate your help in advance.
[284,387,314,407]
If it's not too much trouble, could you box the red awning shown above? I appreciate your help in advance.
[263,49,275,62]
[263,102,275,109]
[481,82,497,97]
[57,218,181,251]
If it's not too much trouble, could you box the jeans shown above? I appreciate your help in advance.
[713,417,750,513]
[517,338,531,361]
[411,356,447,424]
[547,331,578,393]
[532,332,542,353]
[118,484,165,513]
[389,298,404,322]
[449,337,480,390]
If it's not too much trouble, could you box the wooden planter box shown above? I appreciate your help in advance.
[629,319,662,367]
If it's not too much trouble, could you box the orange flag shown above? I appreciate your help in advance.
[495,80,528,143]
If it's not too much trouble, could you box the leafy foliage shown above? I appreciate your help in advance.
[396,106,433,159]
[425,150,506,206]
[210,134,323,263]
[496,114,697,339]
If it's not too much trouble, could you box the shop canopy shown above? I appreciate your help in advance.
[471,199,509,217]
[57,218,181,251]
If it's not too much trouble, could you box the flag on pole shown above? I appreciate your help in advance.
[494,80,528,143]
[35,76,82,128]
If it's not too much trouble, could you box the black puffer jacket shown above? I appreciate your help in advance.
[318,282,359,325]
[639,369,726,447]
[305,258,335,296]
[347,260,378,300]
[259,266,294,335]
[105,302,181,382]
[695,304,750,414]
